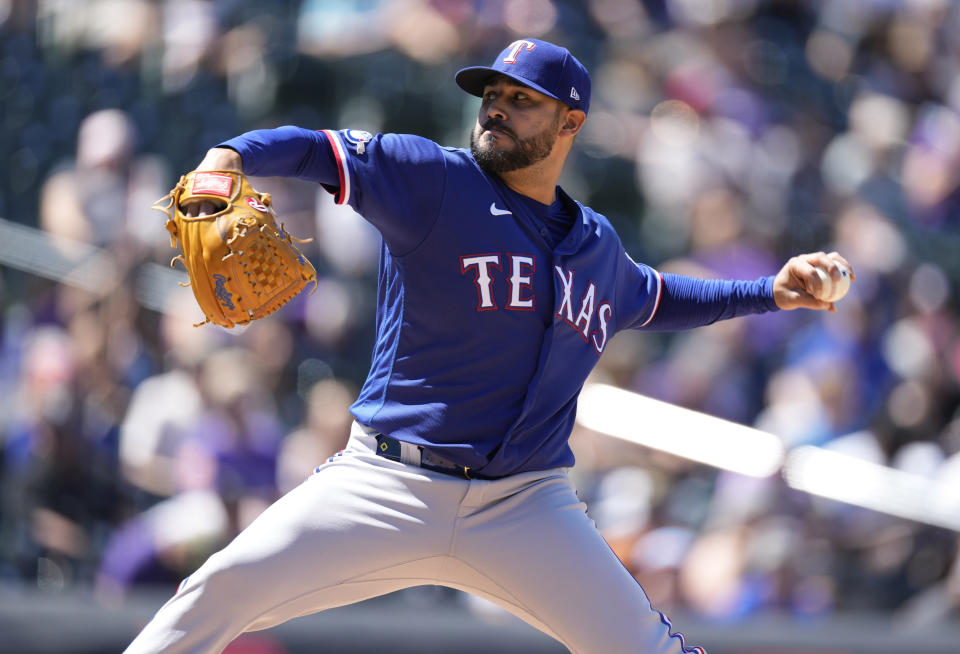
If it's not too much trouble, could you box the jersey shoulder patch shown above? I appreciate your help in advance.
[342,129,374,153]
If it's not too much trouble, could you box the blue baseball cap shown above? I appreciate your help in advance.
[456,38,591,115]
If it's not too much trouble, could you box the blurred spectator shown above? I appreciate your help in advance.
[276,377,355,494]
[95,488,228,601]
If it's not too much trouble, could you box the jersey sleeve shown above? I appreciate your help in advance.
[320,130,447,256]
[614,252,665,330]
[615,249,781,331]
[219,127,446,256]
[218,126,339,183]
[638,272,780,331]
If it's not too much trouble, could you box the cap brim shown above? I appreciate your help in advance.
[454,66,560,102]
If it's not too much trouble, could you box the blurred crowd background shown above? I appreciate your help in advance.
[1,0,960,639]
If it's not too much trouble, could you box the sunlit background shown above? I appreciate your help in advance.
[1,1,959,652]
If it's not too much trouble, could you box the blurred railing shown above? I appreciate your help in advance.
[0,216,191,315]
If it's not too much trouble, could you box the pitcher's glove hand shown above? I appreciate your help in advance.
[153,170,317,328]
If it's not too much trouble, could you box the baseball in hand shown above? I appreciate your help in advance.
[813,264,851,303]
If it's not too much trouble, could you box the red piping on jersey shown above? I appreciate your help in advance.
[639,271,664,327]
[320,129,349,204]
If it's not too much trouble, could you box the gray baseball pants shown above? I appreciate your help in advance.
[124,422,704,654]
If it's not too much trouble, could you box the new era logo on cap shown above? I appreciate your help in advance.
[455,38,591,115]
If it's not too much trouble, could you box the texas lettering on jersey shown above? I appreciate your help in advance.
[459,253,612,355]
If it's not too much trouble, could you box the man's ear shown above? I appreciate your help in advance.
[560,109,586,137]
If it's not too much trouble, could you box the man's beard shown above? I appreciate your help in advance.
[470,117,558,174]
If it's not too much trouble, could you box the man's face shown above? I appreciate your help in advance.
[470,76,565,174]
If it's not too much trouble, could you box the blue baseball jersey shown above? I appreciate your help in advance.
[220,127,779,476]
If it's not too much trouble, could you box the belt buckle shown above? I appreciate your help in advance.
[463,465,472,480]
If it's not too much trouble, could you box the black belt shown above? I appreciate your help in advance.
[374,434,502,480]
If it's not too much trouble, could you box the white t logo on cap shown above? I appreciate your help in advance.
[503,40,536,64]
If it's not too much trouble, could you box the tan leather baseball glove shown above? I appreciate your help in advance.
[153,170,317,328]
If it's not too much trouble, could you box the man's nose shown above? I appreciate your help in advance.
[484,98,507,122]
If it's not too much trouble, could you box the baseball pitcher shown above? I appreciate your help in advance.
[127,38,853,654]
